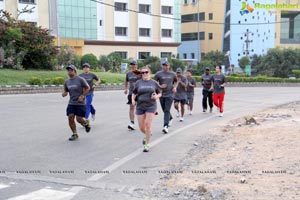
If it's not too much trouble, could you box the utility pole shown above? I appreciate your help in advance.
[197,0,200,62]
[244,30,253,58]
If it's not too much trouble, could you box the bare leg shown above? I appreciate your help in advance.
[76,116,88,125]
[68,114,77,134]
[144,113,155,144]
[129,104,135,122]
[180,102,185,117]
[137,114,146,134]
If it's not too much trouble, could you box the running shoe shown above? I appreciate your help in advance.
[219,113,223,117]
[180,117,184,122]
[162,126,168,134]
[128,123,135,130]
[209,108,213,113]
[176,111,180,118]
[84,120,91,132]
[142,137,146,145]
[189,111,192,115]
[91,114,96,121]
[69,134,78,141]
[143,144,150,152]
[203,109,207,112]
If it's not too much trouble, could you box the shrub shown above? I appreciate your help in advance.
[100,79,106,84]
[28,77,42,85]
[52,77,65,85]
[43,78,52,85]
[81,53,98,69]
[193,76,202,82]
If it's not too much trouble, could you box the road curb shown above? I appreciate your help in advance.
[1,82,300,95]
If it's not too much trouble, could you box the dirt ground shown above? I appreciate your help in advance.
[141,101,300,200]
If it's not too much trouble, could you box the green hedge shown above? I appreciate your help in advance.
[192,75,300,83]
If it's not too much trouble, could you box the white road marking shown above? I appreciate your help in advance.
[7,188,75,200]
[0,183,10,189]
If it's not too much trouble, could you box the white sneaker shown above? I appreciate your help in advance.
[128,123,135,130]
[162,126,168,134]
[219,113,223,117]
[91,114,96,121]
[180,117,184,122]
[189,111,192,115]
[176,111,180,118]
[168,119,173,127]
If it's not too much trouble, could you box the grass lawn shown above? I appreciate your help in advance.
[0,69,126,85]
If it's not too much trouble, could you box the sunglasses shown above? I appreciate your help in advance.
[141,71,149,74]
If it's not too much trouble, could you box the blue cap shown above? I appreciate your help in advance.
[162,61,169,65]
[66,65,77,71]
[82,63,91,68]
[130,60,137,65]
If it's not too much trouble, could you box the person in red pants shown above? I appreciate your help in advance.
[212,66,226,117]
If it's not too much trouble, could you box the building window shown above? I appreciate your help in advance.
[115,51,128,59]
[181,32,197,41]
[115,2,127,12]
[162,6,172,15]
[162,29,172,37]
[199,12,205,21]
[199,32,205,40]
[183,0,188,5]
[139,4,150,13]
[191,53,195,59]
[191,0,196,4]
[209,13,213,20]
[280,11,300,44]
[115,27,127,36]
[183,53,187,59]
[19,0,35,4]
[138,52,151,60]
[139,28,151,37]
[99,20,102,26]
[209,33,213,40]
[182,12,205,23]
[161,52,172,58]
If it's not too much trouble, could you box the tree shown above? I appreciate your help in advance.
[107,52,122,73]
[143,56,161,73]
[98,55,110,71]
[0,10,57,70]
[238,56,250,70]
[57,44,77,68]
[81,53,98,70]
[201,50,226,66]
[170,58,184,72]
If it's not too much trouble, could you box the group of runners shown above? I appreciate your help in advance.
[62,61,226,152]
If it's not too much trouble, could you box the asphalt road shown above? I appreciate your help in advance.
[0,87,299,200]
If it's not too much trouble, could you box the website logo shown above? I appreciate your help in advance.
[240,2,254,15]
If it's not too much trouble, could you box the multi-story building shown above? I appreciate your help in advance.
[275,0,300,48]
[223,0,276,68]
[54,0,181,60]
[178,0,226,62]
[0,0,50,29]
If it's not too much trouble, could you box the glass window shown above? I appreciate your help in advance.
[115,51,128,59]
[115,2,127,12]
[191,53,195,59]
[183,0,188,5]
[161,52,172,58]
[139,4,150,13]
[19,0,35,4]
[115,27,127,36]
[199,12,205,21]
[209,33,213,40]
[139,28,151,37]
[138,52,151,60]
[199,32,205,40]
[162,6,172,15]
[209,13,213,20]
[280,11,300,44]
[183,53,187,59]
[181,32,198,41]
[162,29,172,37]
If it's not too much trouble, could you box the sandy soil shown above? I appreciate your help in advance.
[141,101,300,200]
